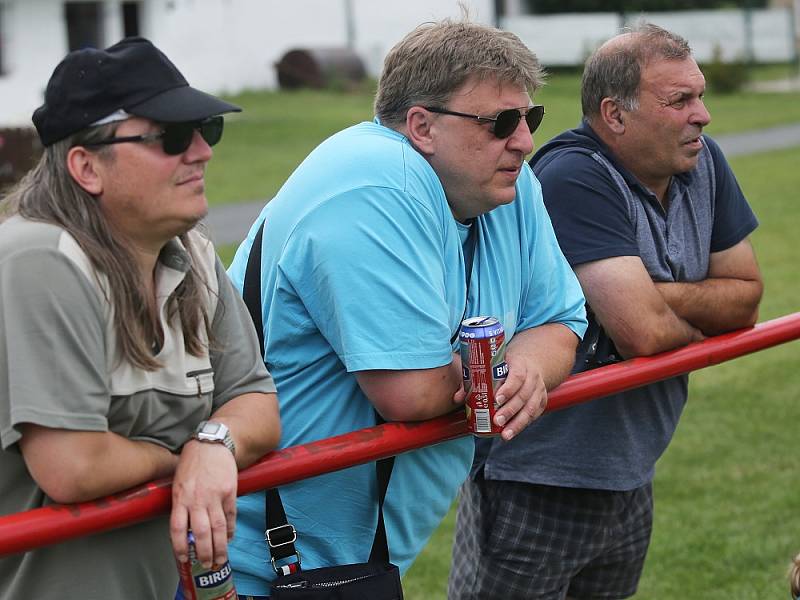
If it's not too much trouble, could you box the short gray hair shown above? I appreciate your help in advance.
[581,22,691,119]
[375,18,545,129]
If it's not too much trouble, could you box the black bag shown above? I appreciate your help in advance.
[242,220,404,600]
[270,562,403,599]
[265,458,403,600]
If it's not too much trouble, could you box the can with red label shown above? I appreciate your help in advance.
[459,316,508,436]
[177,532,237,600]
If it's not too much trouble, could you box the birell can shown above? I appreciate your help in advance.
[459,316,508,436]
[177,531,237,600]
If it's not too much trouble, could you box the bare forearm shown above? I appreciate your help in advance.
[83,437,179,499]
[506,324,578,390]
[75,437,178,501]
[356,356,464,422]
[655,278,762,336]
[208,392,281,468]
[599,300,703,359]
[575,256,704,360]
[20,426,179,504]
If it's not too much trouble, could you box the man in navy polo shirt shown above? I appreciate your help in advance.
[449,23,763,600]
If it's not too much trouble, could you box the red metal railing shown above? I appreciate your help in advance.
[1,312,799,557]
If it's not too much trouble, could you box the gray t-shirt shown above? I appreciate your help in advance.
[0,216,276,599]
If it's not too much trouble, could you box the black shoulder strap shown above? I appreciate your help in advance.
[368,431,394,564]
[243,219,266,355]
[450,219,478,345]
[240,219,394,570]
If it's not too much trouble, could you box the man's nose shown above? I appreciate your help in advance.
[507,117,535,155]
[184,130,213,163]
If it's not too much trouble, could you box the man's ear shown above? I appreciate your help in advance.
[66,146,104,196]
[405,106,436,156]
[599,97,626,134]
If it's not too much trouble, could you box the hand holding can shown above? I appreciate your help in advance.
[459,316,508,437]
[176,531,237,600]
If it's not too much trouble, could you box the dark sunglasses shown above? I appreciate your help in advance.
[83,116,224,155]
[424,104,545,139]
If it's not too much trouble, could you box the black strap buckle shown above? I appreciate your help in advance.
[265,524,297,548]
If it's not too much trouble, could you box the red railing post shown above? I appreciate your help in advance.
[1,312,798,557]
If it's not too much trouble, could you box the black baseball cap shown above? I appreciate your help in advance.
[33,37,241,146]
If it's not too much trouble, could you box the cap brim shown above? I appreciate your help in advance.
[128,85,241,122]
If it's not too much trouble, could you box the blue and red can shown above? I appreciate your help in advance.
[459,316,508,436]
[176,532,237,600]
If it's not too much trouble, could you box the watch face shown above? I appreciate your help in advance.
[193,421,235,455]
[203,422,222,435]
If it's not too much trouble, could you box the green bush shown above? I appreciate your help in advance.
[703,44,750,94]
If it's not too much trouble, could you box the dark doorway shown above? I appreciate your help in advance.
[65,2,103,51]
[122,2,141,38]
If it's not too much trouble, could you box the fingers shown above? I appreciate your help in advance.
[225,495,237,541]
[453,382,467,405]
[209,505,230,567]
[191,477,237,568]
[180,504,233,568]
[492,365,547,441]
[170,502,190,564]
[190,511,214,568]
[170,444,239,568]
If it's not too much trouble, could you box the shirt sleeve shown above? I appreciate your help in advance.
[703,136,759,252]
[534,149,640,266]
[209,256,276,410]
[281,187,455,372]
[0,248,109,450]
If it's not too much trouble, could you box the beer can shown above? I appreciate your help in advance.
[459,316,508,436]
[176,532,237,600]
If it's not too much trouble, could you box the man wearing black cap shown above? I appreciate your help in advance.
[0,38,281,598]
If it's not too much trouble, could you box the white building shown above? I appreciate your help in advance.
[0,1,795,127]
[0,0,495,126]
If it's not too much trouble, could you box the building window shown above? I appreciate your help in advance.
[122,2,140,37]
[65,2,103,50]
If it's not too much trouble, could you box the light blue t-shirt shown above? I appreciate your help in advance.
[226,120,586,595]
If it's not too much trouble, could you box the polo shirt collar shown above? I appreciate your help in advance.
[577,120,694,200]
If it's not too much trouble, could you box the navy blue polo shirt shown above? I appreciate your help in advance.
[471,120,757,490]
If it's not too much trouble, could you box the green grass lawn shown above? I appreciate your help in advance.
[206,68,800,206]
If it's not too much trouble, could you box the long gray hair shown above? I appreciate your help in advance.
[0,124,211,371]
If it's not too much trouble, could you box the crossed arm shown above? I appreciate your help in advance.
[575,238,762,359]
[654,239,762,336]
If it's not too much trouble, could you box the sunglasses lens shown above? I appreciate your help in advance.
[199,116,224,147]
[160,117,224,155]
[525,105,545,134]
[493,110,522,139]
[161,122,195,155]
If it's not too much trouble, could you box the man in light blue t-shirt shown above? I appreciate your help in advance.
[226,18,587,597]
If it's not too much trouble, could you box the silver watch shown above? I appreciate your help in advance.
[193,420,236,456]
